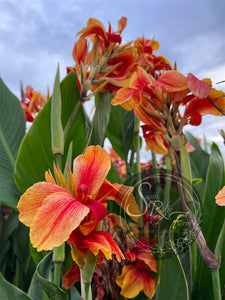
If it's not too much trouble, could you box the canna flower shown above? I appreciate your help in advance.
[116,237,157,299]
[17,145,140,251]
[21,85,49,122]
[111,66,163,123]
[141,123,169,155]
[70,17,137,98]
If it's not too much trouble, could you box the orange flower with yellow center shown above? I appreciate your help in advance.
[17,146,140,252]
[116,237,157,299]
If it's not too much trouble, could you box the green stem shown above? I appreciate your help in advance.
[151,150,161,197]
[211,218,225,300]
[134,116,143,230]
[64,101,81,139]
[180,134,192,203]
[212,270,222,300]
[80,251,97,300]
[53,243,65,286]
[163,149,172,209]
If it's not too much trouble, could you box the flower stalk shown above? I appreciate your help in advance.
[80,251,97,300]
[134,116,143,230]
[53,243,65,286]
[174,144,220,270]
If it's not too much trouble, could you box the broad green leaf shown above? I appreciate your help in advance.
[36,253,66,299]
[90,90,111,147]
[155,256,189,300]
[195,142,225,299]
[0,272,32,300]
[14,223,36,291]
[28,272,45,300]
[0,78,26,210]
[15,71,87,193]
[186,132,209,197]
[106,105,134,162]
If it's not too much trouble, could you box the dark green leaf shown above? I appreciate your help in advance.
[0,272,32,300]
[0,78,26,210]
[36,253,66,299]
[15,71,87,193]
[106,105,134,162]
[90,90,111,147]
[155,256,189,300]
[195,142,225,299]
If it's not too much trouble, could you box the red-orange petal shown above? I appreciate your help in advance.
[95,180,141,222]
[81,231,125,262]
[142,271,156,299]
[215,186,225,206]
[73,146,111,197]
[116,265,143,298]
[30,192,90,251]
[62,264,81,289]
[17,182,67,226]
[136,249,157,272]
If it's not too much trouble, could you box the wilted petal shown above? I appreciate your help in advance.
[30,192,90,251]
[73,146,111,197]
[215,186,225,206]
[17,182,67,226]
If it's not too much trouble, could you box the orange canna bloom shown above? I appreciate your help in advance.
[70,17,137,97]
[21,85,49,122]
[133,37,172,76]
[17,146,140,251]
[76,17,127,49]
[142,124,169,155]
[116,237,157,299]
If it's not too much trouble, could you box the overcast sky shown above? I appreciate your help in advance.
[1,0,225,154]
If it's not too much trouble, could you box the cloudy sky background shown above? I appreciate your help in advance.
[1,0,225,156]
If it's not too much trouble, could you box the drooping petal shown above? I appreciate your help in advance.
[73,146,111,197]
[95,180,141,222]
[17,182,67,226]
[116,265,143,298]
[142,271,156,299]
[62,264,81,289]
[81,231,125,262]
[111,87,135,109]
[187,73,212,99]
[184,88,225,117]
[215,186,225,206]
[30,192,90,251]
